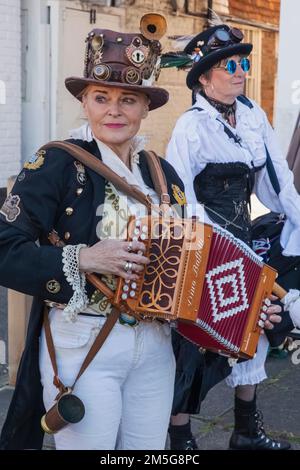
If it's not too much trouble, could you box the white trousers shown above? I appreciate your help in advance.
[39,309,176,450]
[226,334,269,388]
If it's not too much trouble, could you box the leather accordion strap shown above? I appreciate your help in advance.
[43,306,120,394]
[70,307,120,389]
[141,149,171,207]
[41,141,152,210]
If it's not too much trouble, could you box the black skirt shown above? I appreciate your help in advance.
[172,162,253,415]
[171,330,232,415]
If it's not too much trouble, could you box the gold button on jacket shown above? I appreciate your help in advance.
[46,279,61,294]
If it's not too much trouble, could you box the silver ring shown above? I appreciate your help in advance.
[127,241,133,252]
[124,262,133,272]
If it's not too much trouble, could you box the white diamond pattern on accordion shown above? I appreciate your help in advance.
[205,257,249,323]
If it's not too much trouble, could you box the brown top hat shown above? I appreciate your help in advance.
[65,13,169,111]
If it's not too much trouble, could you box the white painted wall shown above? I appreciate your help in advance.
[275,0,300,155]
[21,0,52,164]
[0,0,21,187]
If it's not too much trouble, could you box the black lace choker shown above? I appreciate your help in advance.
[200,90,237,127]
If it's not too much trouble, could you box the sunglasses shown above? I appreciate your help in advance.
[214,57,250,74]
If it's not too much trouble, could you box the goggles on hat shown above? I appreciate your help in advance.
[214,57,250,74]
[204,27,244,53]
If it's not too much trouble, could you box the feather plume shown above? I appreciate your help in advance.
[208,8,227,27]
[167,34,195,51]
[160,51,192,69]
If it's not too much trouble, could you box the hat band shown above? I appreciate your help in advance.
[92,64,143,85]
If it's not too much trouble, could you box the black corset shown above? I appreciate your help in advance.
[194,162,257,244]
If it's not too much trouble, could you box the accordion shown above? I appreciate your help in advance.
[114,216,278,359]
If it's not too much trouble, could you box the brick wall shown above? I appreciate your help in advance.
[0,0,21,188]
[229,0,280,24]
[229,0,280,125]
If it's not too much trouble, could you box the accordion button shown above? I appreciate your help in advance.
[121,293,128,300]
[123,285,129,292]
[142,226,148,232]
[133,236,138,241]
[130,290,136,298]
[141,233,147,240]
[258,319,264,328]
[135,220,141,226]
[131,282,137,289]
[134,228,140,235]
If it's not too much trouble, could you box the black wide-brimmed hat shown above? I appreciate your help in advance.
[184,24,253,90]
[65,13,169,111]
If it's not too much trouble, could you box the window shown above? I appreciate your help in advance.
[230,24,262,104]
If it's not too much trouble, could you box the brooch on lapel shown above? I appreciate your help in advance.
[0,193,21,222]
[171,184,187,206]
[74,161,87,185]
[24,150,46,170]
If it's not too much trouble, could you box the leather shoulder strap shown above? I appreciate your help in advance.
[142,150,170,206]
[43,306,120,393]
[41,141,152,209]
[237,95,254,109]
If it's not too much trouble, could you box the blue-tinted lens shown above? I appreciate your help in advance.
[241,57,250,72]
[225,58,250,74]
[225,59,237,74]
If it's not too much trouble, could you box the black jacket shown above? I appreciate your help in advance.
[0,139,186,449]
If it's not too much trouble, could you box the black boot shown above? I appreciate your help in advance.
[169,421,198,450]
[229,396,291,450]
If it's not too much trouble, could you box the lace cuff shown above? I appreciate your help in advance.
[282,289,300,328]
[62,244,88,322]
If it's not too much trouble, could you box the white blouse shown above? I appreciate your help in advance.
[166,93,300,257]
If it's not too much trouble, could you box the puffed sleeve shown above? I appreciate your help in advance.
[254,105,300,256]
[0,147,75,302]
[166,112,213,223]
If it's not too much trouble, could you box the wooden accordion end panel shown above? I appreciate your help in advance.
[115,216,212,321]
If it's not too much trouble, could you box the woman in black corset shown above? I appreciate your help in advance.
[166,24,300,450]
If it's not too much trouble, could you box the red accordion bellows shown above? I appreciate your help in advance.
[115,216,277,359]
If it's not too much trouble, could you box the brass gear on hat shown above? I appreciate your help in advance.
[93,64,111,81]
[123,67,141,85]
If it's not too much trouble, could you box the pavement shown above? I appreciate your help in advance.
[0,345,300,450]
[190,348,300,450]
